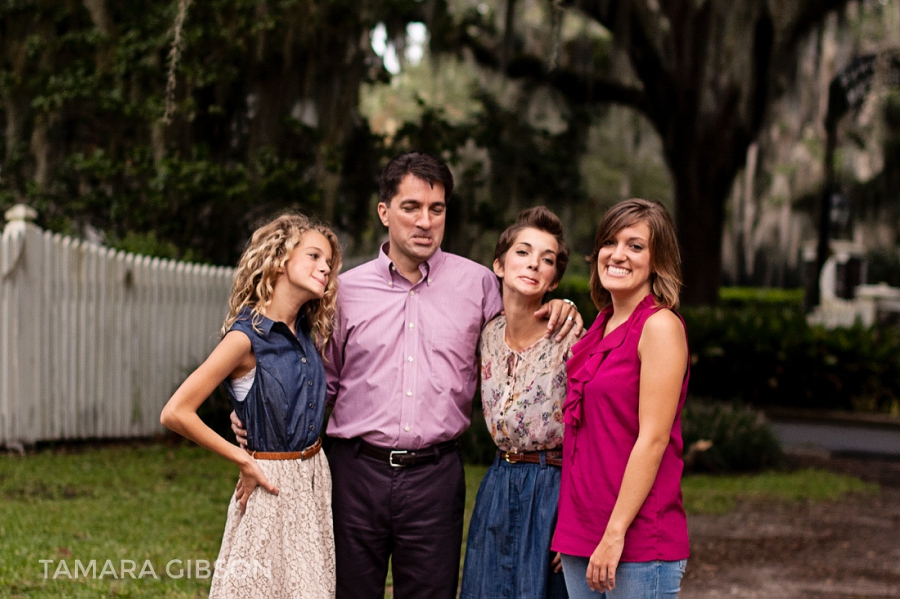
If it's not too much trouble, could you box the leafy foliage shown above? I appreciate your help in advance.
[682,399,784,473]
[717,287,805,307]
[0,0,414,263]
[683,304,900,413]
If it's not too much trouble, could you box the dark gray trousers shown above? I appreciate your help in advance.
[330,438,466,599]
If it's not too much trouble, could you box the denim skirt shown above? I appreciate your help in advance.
[460,452,568,599]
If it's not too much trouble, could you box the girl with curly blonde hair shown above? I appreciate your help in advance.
[162,213,341,598]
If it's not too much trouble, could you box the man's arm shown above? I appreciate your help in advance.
[322,310,346,408]
[230,410,248,449]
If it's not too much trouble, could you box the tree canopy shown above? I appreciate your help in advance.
[453,0,854,303]
[0,1,863,303]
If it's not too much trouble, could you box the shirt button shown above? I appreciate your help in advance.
[307,380,313,386]
[408,323,414,328]
[408,356,413,362]
[308,402,315,409]
[406,391,412,396]
[309,425,315,431]
[409,290,415,296]
[404,425,410,432]
[301,357,307,363]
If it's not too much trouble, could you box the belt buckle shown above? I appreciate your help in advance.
[504,450,520,464]
[389,450,408,467]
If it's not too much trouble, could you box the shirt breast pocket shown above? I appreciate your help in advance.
[429,327,480,393]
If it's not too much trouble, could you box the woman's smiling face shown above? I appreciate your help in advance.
[596,221,653,298]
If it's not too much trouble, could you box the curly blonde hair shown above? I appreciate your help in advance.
[222,213,342,353]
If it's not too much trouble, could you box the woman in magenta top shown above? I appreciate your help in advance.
[552,199,689,598]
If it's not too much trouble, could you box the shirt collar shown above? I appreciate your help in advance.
[377,242,445,287]
[237,307,306,339]
[236,307,274,337]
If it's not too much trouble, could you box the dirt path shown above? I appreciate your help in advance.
[682,455,900,598]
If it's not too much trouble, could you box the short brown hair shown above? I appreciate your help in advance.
[494,206,570,284]
[379,152,454,205]
[588,199,682,309]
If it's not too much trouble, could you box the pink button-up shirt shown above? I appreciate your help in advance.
[324,244,503,449]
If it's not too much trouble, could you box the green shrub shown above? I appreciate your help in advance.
[717,286,805,308]
[681,399,784,473]
[682,304,900,413]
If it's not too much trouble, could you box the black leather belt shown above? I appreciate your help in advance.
[357,438,459,468]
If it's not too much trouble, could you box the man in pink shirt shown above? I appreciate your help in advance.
[235,152,580,598]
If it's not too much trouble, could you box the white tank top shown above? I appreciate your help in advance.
[230,367,256,402]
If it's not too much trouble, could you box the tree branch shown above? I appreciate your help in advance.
[461,30,648,114]
[566,1,676,129]
[783,0,853,51]
[567,0,617,31]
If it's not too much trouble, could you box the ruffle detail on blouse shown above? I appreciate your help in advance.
[562,294,657,427]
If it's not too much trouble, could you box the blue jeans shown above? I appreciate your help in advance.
[559,554,686,599]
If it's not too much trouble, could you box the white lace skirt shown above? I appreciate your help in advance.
[209,451,335,598]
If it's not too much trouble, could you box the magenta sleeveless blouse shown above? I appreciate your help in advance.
[551,294,690,561]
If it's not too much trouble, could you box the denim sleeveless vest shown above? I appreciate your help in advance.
[225,308,327,452]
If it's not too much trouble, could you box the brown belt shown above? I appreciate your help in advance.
[498,449,563,467]
[249,437,322,461]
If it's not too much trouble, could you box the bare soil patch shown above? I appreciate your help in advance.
[683,454,900,598]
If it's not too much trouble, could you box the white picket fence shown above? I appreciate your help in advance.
[0,205,233,446]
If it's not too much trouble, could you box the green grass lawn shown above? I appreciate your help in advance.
[0,443,878,598]
[681,468,878,515]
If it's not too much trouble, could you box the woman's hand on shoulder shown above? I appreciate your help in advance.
[587,531,625,591]
[535,299,584,342]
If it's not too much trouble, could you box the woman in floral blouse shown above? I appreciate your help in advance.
[460,206,579,599]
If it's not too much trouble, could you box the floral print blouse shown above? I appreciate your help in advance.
[479,315,578,452]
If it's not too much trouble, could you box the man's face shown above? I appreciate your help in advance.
[377,174,446,272]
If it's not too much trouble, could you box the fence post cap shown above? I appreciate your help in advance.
[4,204,38,224]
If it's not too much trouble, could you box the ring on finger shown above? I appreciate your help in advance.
[566,316,574,322]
